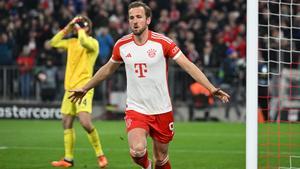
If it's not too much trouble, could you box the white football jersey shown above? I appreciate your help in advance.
[111,31,182,115]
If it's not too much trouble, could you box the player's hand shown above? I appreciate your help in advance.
[74,23,82,31]
[68,88,87,104]
[69,16,82,27]
[63,16,82,33]
[212,88,230,103]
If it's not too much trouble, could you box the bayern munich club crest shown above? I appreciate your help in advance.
[147,48,157,58]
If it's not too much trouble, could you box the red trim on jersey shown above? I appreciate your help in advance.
[133,30,151,46]
[118,34,133,43]
[151,33,173,44]
[149,32,180,59]
[122,34,133,40]
[112,34,134,62]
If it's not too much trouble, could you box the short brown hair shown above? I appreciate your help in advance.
[128,1,152,18]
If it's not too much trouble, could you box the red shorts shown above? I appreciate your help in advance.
[124,110,175,144]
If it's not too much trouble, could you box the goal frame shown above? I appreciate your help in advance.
[246,0,258,169]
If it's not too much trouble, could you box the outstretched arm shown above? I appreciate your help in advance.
[175,53,230,103]
[68,60,121,103]
[82,60,121,91]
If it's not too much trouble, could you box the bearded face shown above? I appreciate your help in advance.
[128,7,151,35]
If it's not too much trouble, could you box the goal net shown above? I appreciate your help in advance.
[258,0,300,168]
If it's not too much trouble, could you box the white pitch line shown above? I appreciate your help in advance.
[0,146,8,149]
[0,146,300,156]
[1,146,297,156]
[0,130,245,137]
[2,146,246,154]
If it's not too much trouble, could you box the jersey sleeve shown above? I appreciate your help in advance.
[110,41,123,63]
[49,30,69,49]
[163,38,181,60]
[78,29,98,52]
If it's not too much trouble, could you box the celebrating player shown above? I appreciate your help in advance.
[49,15,108,168]
[69,2,230,169]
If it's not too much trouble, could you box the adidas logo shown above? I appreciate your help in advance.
[125,53,132,58]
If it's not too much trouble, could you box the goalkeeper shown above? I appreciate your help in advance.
[49,15,108,168]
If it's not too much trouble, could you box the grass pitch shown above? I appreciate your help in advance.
[258,123,300,168]
[0,120,245,169]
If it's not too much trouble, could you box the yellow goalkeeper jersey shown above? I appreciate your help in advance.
[50,29,99,90]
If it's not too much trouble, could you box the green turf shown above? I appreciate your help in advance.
[0,120,245,169]
[258,123,300,168]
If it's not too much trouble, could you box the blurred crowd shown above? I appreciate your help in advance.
[0,0,246,105]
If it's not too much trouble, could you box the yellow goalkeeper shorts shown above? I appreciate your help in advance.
[61,90,94,115]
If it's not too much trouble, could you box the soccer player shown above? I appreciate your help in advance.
[49,15,108,168]
[69,2,230,169]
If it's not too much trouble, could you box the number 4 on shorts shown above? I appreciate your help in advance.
[82,99,87,106]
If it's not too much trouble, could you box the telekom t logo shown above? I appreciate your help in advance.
[134,63,147,78]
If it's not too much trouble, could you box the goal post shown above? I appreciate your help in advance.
[247,1,258,169]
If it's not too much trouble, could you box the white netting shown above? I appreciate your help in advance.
[258,1,300,169]
[258,0,300,87]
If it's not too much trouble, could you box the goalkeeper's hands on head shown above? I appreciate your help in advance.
[72,16,89,32]
[74,22,83,31]
[63,16,83,34]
